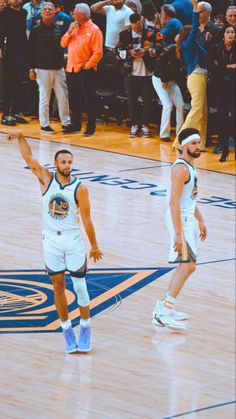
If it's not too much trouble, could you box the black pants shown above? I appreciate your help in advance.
[125,75,154,126]
[216,77,235,154]
[2,60,26,115]
[27,80,39,116]
[66,70,97,130]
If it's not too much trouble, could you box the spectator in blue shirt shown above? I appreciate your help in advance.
[160,4,183,45]
[164,0,193,25]
[23,0,45,37]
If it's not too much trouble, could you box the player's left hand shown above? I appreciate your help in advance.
[90,247,103,262]
[199,221,207,241]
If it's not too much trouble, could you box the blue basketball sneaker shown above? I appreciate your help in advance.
[63,326,77,354]
[77,325,92,352]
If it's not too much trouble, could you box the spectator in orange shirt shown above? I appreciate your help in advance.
[61,3,103,136]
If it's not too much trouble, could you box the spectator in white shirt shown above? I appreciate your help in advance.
[91,0,132,49]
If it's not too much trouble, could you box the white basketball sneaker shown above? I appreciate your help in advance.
[77,325,92,353]
[172,309,188,321]
[153,300,188,321]
[152,313,187,331]
[152,300,187,331]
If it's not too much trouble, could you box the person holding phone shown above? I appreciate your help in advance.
[116,13,163,138]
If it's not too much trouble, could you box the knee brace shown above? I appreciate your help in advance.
[71,276,90,307]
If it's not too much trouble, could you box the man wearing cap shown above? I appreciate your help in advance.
[152,127,207,332]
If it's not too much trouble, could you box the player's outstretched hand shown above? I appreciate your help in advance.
[6,129,23,142]
[90,247,103,263]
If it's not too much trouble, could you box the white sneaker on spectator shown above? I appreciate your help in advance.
[141,125,151,138]
[129,125,139,138]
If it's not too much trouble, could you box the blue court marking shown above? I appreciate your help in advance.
[0,267,168,272]
[1,255,234,275]
[118,163,171,172]
[89,268,171,321]
[163,400,236,418]
[0,267,172,333]
[196,257,236,266]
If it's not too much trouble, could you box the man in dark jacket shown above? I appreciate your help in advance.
[117,12,162,137]
[29,2,72,133]
[197,1,221,50]
[0,0,28,125]
[31,0,73,36]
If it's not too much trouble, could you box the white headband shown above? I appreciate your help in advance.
[181,134,201,146]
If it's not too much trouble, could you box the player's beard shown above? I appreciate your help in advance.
[187,149,201,158]
[57,168,71,178]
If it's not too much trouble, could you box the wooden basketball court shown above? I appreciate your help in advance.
[0,120,235,419]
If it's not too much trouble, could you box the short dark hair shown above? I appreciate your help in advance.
[161,5,176,18]
[54,149,73,160]
[222,23,236,36]
[179,128,200,144]
[129,13,142,23]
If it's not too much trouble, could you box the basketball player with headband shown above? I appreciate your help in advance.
[6,129,103,353]
[152,127,207,331]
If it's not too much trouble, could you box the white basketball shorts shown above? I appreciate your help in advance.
[42,230,87,275]
[165,210,198,263]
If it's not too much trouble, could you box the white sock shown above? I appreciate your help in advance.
[80,318,91,327]
[160,293,176,316]
[60,319,72,330]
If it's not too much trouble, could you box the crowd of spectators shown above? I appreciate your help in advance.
[0,0,235,162]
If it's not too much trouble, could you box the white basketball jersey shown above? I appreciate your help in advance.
[42,173,82,232]
[166,158,198,215]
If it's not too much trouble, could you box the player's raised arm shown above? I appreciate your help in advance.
[6,129,51,185]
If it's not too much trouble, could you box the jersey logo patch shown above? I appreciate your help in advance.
[48,194,69,219]
[0,268,172,333]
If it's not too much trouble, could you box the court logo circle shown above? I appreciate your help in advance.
[0,271,76,333]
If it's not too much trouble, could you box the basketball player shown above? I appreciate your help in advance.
[6,129,103,353]
[152,127,207,331]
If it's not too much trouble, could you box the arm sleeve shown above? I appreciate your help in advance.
[184,12,200,49]
[160,21,173,40]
